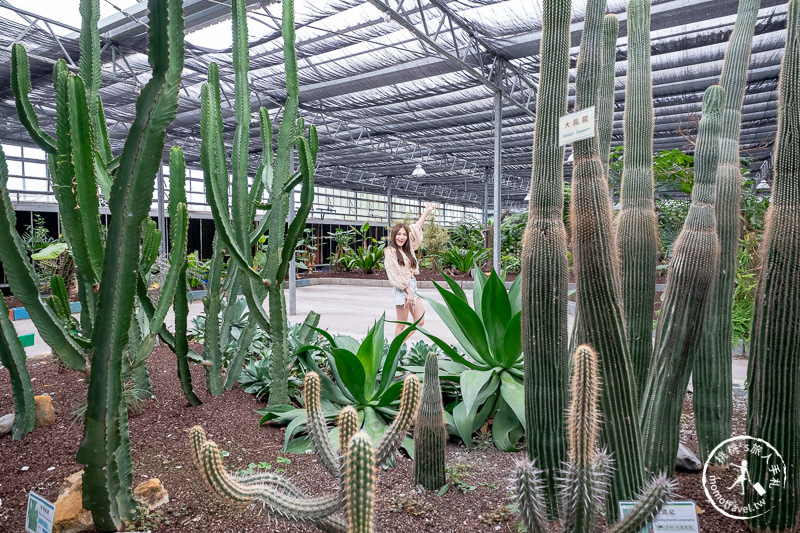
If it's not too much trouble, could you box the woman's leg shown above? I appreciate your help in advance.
[405,297,425,342]
[395,304,409,338]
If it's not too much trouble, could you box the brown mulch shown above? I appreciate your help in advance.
[0,347,750,532]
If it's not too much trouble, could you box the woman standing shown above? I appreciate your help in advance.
[384,202,436,340]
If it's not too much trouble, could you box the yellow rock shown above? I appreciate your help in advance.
[34,395,55,427]
[133,478,169,510]
[53,471,93,533]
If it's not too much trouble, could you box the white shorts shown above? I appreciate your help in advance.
[393,278,420,306]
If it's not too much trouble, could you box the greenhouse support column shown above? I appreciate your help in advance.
[288,186,297,316]
[157,164,167,257]
[387,188,393,227]
[482,177,489,245]
[492,64,504,273]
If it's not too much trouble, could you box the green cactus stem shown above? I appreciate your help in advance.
[338,406,359,454]
[693,0,761,464]
[305,372,341,479]
[570,0,644,514]
[375,374,420,467]
[598,14,619,177]
[0,298,35,440]
[640,85,723,478]
[560,345,604,533]
[615,0,659,398]
[345,432,376,533]
[745,0,800,529]
[519,0,571,513]
[607,475,674,533]
[414,352,447,490]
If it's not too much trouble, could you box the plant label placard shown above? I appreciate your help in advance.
[25,491,54,533]
[558,106,595,146]
[618,500,699,532]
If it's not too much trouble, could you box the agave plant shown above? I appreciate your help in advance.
[258,315,419,455]
[440,244,490,274]
[411,270,524,451]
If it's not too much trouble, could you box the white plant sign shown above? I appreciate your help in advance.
[559,106,596,146]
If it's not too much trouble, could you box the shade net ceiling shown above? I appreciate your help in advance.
[0,0,789,208]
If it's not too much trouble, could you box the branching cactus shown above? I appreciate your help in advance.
[201,0,318,408]
[0,296,35,439]
[520,0,571,513]
[745,0,800,530]
[693,0,761,464]
[414,352,447,490]
[570,0,643,514]
[640,86,723,477]
[614,0,659,398]
[512,345,674,532]
[0,0,187,528]
[192,373,420,532]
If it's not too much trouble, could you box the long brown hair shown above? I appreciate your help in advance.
[389,223,417,269]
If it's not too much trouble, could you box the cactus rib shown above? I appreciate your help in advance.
[413,352,447,490]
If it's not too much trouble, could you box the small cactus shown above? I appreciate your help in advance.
[193,373,420,532]
[511,460,549,533]
[608,475,675,533]
[413,352,447,490]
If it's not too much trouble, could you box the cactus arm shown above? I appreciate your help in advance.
[519,0,571,513]
[615,0,659,399]
[346,432,376,533]
[414,352,447,490]
[94,99,113,165]
[511,460,549,533]
[640,86,723,477]
[67,75,106,280]
[199,440,344,519]
[304,373,342,479]
[597,14,618,177]
[571,0,644,512]
[139,220,160,274]
[76,0,184,528]
[607,475,674,533]
[745,0,800,529]
[375,374,421,467]
[0,298,36,440]
[222,315,256,391]
[338,406,359,454]
[694,0,761,463]
[78,0,101,117]
[10,44,56,153]
[0,146,86,370]
[230,0,251,253]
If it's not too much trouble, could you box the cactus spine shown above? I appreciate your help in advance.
[570,0,644,513]
[693,0,761,463]
[745,0,800,529]
[607,475,674,533]
[201,0,318,407]
[615,0,658,398]
[520,0,571,513]
[414,352,447,490]
[640,86,723,477]
[194,373,420,532]
[511,460,549,533]
[0,295,35,439]
[598,14,619,178]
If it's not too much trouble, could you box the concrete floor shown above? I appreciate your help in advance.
[10,284,745,387]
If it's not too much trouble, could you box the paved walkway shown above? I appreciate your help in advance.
[10,284,745,387]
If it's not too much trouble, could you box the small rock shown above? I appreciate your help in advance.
[0,413,14,436]
[21,466,29,471]
[676,443,702,472]
[34,395,55,427]
[53,471,93,533]
[133,478,169,510]
[48,467,56,472]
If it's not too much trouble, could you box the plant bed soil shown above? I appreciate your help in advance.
[0,347,751,532]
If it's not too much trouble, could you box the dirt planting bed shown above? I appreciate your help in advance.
[1,347,749,532]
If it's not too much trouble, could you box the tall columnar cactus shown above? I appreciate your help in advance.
[640,86,724,477]
[614,0,659,398]
[193,373,420,533]
[0,296,35,439]
[519,0,571,513]
[570,0,644,513]
[413,352,447,490]
[597,14,619,177]
[745,0,800,529]
[201,0,318,407]
[693,0,761,463]
[512,345,674,532]
[0,1,186,528]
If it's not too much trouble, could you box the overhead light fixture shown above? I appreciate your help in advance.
[412,163,426,177]
[756,180,771,191]
[566,152,574,164]
[524,193,530,201]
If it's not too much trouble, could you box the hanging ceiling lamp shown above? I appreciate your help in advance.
[412,163,426,177]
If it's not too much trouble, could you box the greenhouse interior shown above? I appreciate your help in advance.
[0,0,797,531]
